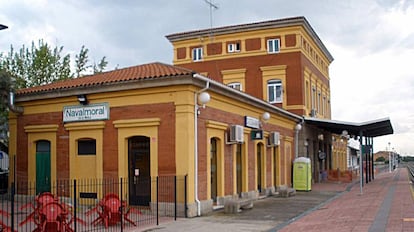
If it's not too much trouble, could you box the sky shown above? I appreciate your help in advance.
[1,0,413,155]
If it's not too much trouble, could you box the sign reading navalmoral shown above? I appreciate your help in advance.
[244,116,260,129]
[63,103,109,122]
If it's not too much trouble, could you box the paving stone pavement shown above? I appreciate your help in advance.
[132,168,414,232]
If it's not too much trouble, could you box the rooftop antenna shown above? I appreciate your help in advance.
[204,0,219,40]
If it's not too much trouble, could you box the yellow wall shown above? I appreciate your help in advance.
[24,124,58,195]
[283,136,293,186]
[64,121,105,181]
[206,120,227,199]
[332,135,348,171]
[11,82,298,205]
[7,114,17,185]
[113,118,160,201]
[221,68,246,91]
[304,66,331,119]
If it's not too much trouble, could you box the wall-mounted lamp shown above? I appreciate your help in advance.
[341,130,348,138]
[197,92,210,108]
[262,112,270,121]
[260,112,270,129]
[77,94,88,105]
[196,92,210,115]
[318,133,324,141]
[295,123,302,131]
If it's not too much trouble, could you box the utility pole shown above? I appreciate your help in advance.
[388,142,391,172]
[204,0,219,40]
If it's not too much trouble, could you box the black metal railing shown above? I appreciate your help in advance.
[0,175,187,232]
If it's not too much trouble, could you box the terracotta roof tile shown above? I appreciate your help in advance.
[16,62,194,95]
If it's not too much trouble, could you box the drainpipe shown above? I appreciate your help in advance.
[8,92,24,114]
[294,119,303,158]
[193,73,210,216]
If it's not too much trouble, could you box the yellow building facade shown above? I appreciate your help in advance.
[10,63,301,217]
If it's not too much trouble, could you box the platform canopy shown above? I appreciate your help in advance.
[303,117,393,138]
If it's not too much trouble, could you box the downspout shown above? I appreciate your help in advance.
[294,119,304,158]
[193,73,210,216]
[8,92,24,114]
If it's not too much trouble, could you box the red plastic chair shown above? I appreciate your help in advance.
[1,210,17,232]
[103,195,122,227]
[19,192,58,227]
[38,202,67,232]
[0,223,17,232]
[87,193,141,228]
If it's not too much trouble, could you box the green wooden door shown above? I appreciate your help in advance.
[36,140,51,194]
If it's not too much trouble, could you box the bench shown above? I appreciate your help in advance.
[278,185,296,197]
[224,198,254,214]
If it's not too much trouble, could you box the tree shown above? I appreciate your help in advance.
[0,69,14,144]
[0,40,73,89]
[0,39,109,89]
[75,45,90,78]
[0,39,109,146]
[93,56,108,74]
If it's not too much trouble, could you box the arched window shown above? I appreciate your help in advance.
[267,79,282,103]
[227,82,242,91]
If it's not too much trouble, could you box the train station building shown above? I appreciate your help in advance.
[8,16,392,217]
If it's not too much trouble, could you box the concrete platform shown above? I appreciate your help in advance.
[136,168,414,232]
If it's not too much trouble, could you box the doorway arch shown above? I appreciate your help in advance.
[36,140,51,194]
[210,138,218,202]
[128,136,151,206]
[257,143,264,193]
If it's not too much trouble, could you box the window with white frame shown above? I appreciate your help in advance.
[227,82,242,91]
[317,91,321,113]
[267,79,282,103]
[267,39,280,53]
[311,86,316,110]
[192,47,203,61]
[322,96,326,116]
[228,43,241,53]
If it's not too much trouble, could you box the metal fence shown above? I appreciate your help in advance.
[0,175,187,232]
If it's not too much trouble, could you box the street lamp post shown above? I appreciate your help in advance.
[388,142,391,172]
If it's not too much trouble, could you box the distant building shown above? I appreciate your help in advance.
[347,139,359,170]
[374,151,390,162]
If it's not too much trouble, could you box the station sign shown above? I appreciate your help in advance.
[63,103,109,122]
[245,116,260,129]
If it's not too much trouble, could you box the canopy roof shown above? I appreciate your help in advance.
[304,117,393,138]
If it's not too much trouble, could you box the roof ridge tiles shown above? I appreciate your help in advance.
[16,62,194,95]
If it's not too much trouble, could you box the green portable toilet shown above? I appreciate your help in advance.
[293,157,311,191]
